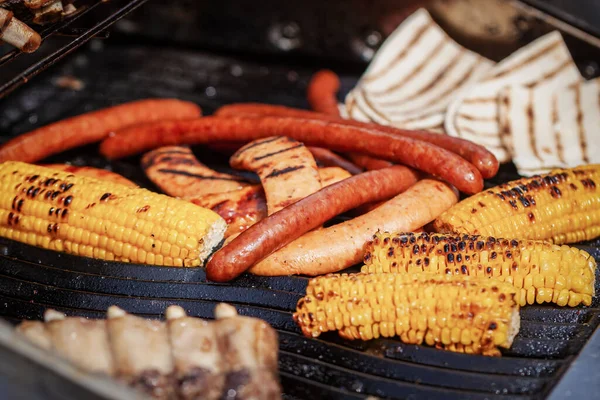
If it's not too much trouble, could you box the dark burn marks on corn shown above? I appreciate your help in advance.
[47,223,60,235]
[137,205,150,213]
[6,212,19,226]
[264,165,305,178]
[100,193,117,202]
[549,185,562,198]
[581,178,596,190]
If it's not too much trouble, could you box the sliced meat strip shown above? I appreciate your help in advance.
[142,146,250,198]
[43,309,114,375]
[214,304,281,400]
[230,136,322,214]
[166,306,224,400]
[106,306,176,400]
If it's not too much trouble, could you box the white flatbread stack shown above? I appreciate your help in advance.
[499,78,600,175]
[444,31,582,164]
[343,9,494,132]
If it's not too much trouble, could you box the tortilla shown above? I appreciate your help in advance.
[343,8,493,132]
[445,31,582,162]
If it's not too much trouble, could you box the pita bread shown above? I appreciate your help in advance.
[343,8,493,131]
[499,78,600,175]
[445,31,582,162]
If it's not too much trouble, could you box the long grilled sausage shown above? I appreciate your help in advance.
[99,116,483,194]
[345,153,394,170]
[205,166,419,282]
[307,69,341,116]
[248,179,458,277]
[0,99,201,163]
[215,103,498,178]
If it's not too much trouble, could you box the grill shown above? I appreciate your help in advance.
[0,1,599,399]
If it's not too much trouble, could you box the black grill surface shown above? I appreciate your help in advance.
[0,42,598,400]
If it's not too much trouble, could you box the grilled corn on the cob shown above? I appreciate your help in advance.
[362,232,596,307]
[294,272,520,356]
[434,165,600,244]
[0,161,226,266]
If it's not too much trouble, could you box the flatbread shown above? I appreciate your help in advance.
[445,31,582,162]
[499,78,600,175]
[343,8,493,131]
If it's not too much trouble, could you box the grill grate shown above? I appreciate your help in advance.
[0,0,148,99]
[0,43,598,400]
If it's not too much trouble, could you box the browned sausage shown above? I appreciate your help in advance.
[306,147,363,174]
[0,99,201,163]
[205,166,419,282]
[99,116,483,194]
[42,164,137,188]
[248,179,458,277]
[345,153,394,170]
[307,69,341,116]
[215,103,498,178]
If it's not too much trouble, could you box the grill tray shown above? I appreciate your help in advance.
[0,43,599,400]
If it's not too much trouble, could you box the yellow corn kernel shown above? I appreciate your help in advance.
[362,232,596,307]
[294,273,520,356]
[0,161,225,267]
[433,165,600,244]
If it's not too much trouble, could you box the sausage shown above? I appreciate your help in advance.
[307,69,341,116]
[42,164,138,188]
[205,166,419,282]
[192,166,351,238]
[345,153,394,170]
[215,103,498,178]
[248,179,458,277]
[230,136,322,214]
[0,99,201,163]
[142,146,249,198]
[307,147,363,174]
[100,116,483,194]
[192,185,267,238]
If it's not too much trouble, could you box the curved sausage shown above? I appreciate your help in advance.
[307,69,342,116]
[215,103,498,178]
[248,179,458,277]
[99,116,484,194]
[205,166,419,282]
[0,99,201,163]
[42,164,137,188]
[142,146,249,198]
[345,153,394,170]
[307,147,363,174]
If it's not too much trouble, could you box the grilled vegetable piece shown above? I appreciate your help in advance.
[142,146,250,199]
[0,8,41,52]
[230,136,322,214]
[362,232,596,307]
[434,165,600,244]
[294,273,520,356]
[0,161,226,266]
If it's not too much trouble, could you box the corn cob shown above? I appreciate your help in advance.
[433,165,600,244]
[0,161,226,266]
[362,232,596,307]
[294,272,520,356]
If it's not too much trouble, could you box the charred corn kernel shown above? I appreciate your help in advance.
[294,272,520,356]
[433,165,600,244]
[0,162,226,267]
[362,232,596,307]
